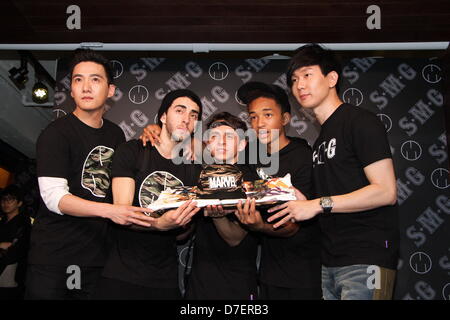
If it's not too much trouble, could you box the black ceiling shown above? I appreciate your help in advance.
[1,0,450,44]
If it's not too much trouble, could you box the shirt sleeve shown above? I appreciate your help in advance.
[291,142,313,199]
[36,124,70,179]
[351,110,392,168]
[38,177,71,215]
[111,140,139,179]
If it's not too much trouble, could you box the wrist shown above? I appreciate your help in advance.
[99,203,114,219]
[318,197,333,215]
[253,221,269,233]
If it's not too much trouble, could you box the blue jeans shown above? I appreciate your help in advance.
[321,264,396,300]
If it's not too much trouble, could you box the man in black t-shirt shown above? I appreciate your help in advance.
[26,50,154,300]
[236,82,322,300]
[185,112,259,300]
[268,44,399,300]
[93,89,202,300]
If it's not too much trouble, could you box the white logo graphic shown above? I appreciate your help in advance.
[366,5,381,30]
[342,88,364,106]
[443,283,450,300]
[422,64,442,84]
[235,90,246,106]
[66,5,81,30]
[129,85,149,104]
[111,60,123,79]
[208,62,229,81]
[178,245,194,269]
[81,146,115,198]
[139,171,183,209]
[430,168,449,189]
[409,252,432,274]
[377,114,392,132]
[401,140,422,161]
[53,109,67,119]
[66,265,81,290]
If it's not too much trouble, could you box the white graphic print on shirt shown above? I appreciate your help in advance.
[139,171,184,208]
[81,146,115,197]
[312,138,337,167]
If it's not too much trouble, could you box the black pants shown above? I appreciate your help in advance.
[92,276,181,300]
[25,264,102,300]
[259,282,322,300]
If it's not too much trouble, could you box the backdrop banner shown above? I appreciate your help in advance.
[54,54,449,300]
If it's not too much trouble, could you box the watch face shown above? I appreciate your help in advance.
[321,197,333,208]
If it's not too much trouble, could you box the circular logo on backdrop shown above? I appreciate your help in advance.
[129,85,149,104]
[401,140,422,161]
[342,88,363,106]
[209,62,229,81]
[377,114,392,132]
[409,252,432,274]
[443,283,450,300]
[430,168,449,189]
[422,64,442,84]
[110,60,124,79]
[235,90,246,106]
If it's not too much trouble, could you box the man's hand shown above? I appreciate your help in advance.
[154,200,200,231]
[204,205,235,218]
[234,198,265,232]
[267,199,321,229]
[292,187,307,200]
[140,124,161,147]
[108,204,156,227]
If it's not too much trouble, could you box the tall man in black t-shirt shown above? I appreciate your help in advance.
[26,50,154,300]
[268,44,399,300]
[235,82,322,300]
[94,89,202,300]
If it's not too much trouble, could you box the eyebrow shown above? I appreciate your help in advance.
[249,108,274,114]
[295,67,314,74]
[72,73,105,79]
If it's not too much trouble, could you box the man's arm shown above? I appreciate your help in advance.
[235,198,300,238]
[268,158,397,228]
[204,205,248,247]
[112,175,201,232]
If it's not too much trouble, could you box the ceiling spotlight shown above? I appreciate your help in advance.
[8,55,29,90]
[32,82,49,103]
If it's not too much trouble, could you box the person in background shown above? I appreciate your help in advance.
[0,185,31,300]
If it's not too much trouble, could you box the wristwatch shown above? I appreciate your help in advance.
[320,196,333,214]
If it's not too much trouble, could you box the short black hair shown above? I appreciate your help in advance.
[237,82,291,114]
[206,112,248,140]
[157,89,203,128]
[69,49,114,85]
[1,185,23,203]
[286,43,341,93]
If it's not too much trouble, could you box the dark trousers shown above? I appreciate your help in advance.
[92,276,181,300]
[25,264,102,300]
[259,282,322,300]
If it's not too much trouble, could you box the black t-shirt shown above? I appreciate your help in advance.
[29,113,125,267]
[251,138,322,289]
[186,164,259,300]
[313,103,399,269]
[101,139,201,289]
